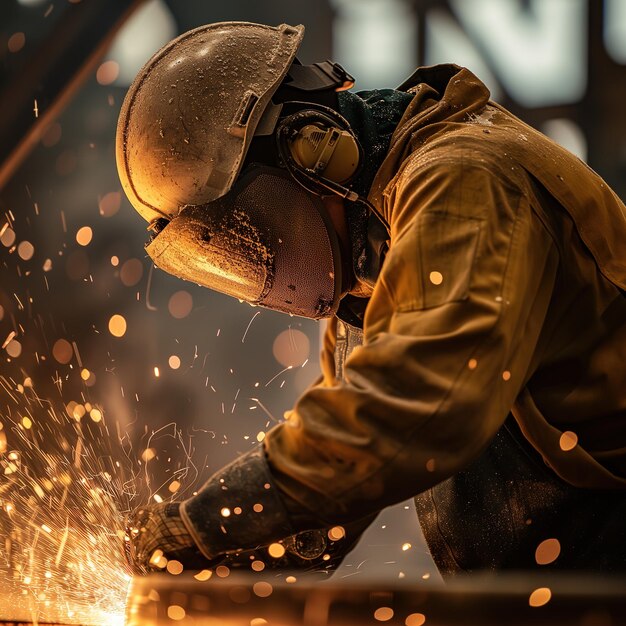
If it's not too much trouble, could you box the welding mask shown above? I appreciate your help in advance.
[117,20,363,318]
[146,165,343,319]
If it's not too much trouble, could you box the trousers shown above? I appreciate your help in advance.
[414,418,626,574]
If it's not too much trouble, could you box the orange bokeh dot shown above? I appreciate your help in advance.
[166,605,185,621]
[328,526,345,541]
[559,431,578,452]
[120,258,143,286]
[166,560,184,575]
[429,271,443,285]
[108,314,127,338]
[52,339,73,364]
[535,538,561,565]
[253,581,273,598]
[6,339,22,358]
[374,607,394,622]
[272,328,310,367]
[99,191,121,217]
[1,227,16,247]
[17,241,35,261]
[267,543,285,558]
[96,60,119,85]
[8,32,25,53]
[76,226,93,246]
[529,587,552,607]
[168,291,193,319]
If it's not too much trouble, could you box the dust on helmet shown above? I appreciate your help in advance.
[116,21,304,224]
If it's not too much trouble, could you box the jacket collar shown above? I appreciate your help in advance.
[368,64,490,224]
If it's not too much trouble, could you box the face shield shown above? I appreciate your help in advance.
[145,166,343,319]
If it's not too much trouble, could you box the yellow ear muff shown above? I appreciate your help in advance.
[288,123,360,184]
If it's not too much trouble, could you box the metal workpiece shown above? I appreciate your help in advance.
[125,572,626,626]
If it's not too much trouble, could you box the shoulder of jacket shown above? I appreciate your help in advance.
[388,127,528,197]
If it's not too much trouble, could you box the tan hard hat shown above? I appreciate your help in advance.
[116,22,304,223]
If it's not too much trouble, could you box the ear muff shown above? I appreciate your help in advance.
[276,106,362,188]
[289,122,359,184]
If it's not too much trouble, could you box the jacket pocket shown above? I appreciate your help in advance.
[385,212,482,312]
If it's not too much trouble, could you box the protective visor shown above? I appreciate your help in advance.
[146,166,343,319]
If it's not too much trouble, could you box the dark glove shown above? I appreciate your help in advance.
[124,502,214,574]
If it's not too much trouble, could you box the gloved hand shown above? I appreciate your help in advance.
[124,502,214,574]
[124,501,338,576]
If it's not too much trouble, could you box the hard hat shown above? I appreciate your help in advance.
[116,22,304,224]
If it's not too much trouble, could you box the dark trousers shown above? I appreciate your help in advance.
[415,419,626,575]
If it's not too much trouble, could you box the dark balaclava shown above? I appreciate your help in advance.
[336,89,414,286]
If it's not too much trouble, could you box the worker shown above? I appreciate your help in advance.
[117,22,626,575]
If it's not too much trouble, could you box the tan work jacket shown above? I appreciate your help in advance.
[265,64,626,524]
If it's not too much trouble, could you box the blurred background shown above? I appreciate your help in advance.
[1,0,625,584]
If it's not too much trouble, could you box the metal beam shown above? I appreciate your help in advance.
[0,0,146,192]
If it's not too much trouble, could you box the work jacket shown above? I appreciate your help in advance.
[181,65,626,564]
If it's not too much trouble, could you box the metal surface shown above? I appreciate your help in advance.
[0,586,122,626]
[127,572,626,625]
[0,0,146,191]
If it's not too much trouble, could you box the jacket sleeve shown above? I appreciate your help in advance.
[264,158,560,523]
[181,158,559,554]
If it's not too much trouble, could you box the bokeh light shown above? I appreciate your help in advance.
[1,226,16,247]
[168,291,193,319]
[76,226,93,246]
[272,328,310,368]
[529,587,552,607]
[6,339,22,358]
[52,339,73,364]
[374,607,394,622]
[120,258,143,286]
[108,314,127,338]
[535,538,561,565]
[96,60,120,85]
[8,32,26,53]
[17,240,35,260]
[559,431,578,451]
[99,191,121,217]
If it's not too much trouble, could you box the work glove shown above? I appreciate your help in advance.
[124,500,336,575]
[124,501,214,574]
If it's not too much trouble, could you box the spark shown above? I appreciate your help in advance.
[241,311,261,343]
[2,330,16,349]
[264,365,293,387]
[249,398,279,423]
[146,263,157,311]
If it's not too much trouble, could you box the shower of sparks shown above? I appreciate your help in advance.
[0,380,133,624]
[0,139,333,625]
